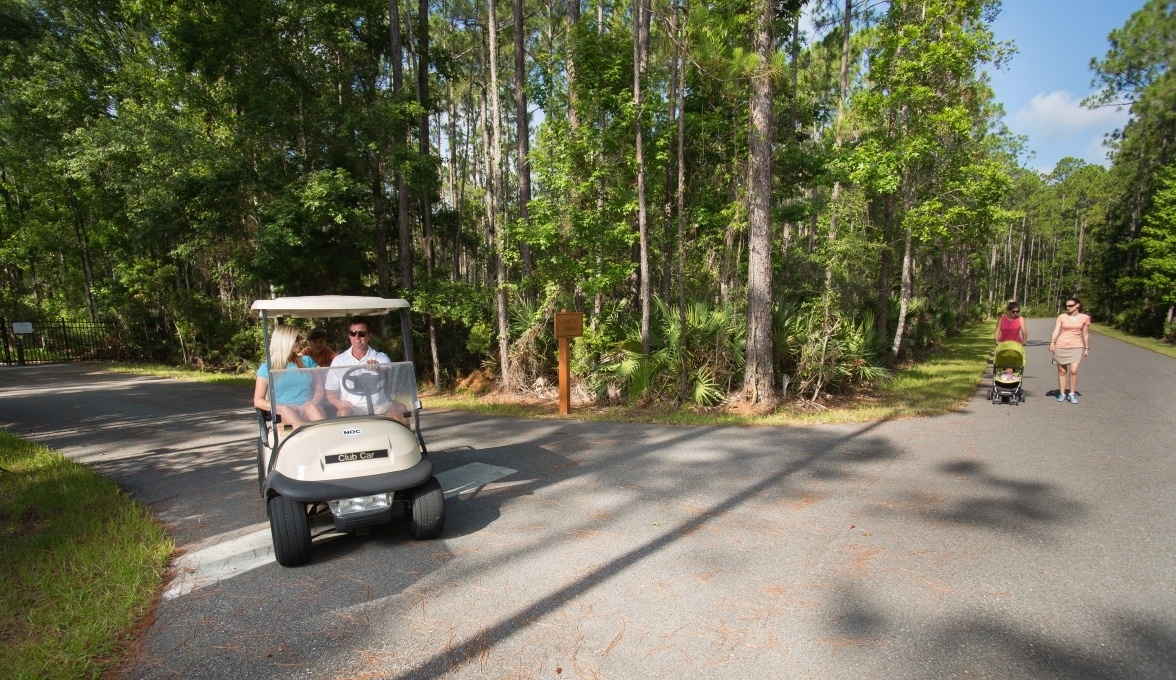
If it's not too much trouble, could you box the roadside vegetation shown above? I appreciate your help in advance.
[1091,324,1176,360]
[0,431,172,680]
[124,319,991,427]
[104,363,254,389]
[427,321,994,425]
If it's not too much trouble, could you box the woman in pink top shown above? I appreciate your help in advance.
[1049,296,1091,404]
[995,300,1027,344]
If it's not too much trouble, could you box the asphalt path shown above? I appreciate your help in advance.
[1,317,1174,679]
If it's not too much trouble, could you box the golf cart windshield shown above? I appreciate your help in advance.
[269,362,420,424]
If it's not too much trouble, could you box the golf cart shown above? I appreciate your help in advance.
[250,295,444,567]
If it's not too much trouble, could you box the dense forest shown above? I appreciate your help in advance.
[1,0,1173,406]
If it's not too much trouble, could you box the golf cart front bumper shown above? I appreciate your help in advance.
[265,457,434,503]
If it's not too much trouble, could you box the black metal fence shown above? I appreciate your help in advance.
[1,317,146,365]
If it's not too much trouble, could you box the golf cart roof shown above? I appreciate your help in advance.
[250,295,410,319]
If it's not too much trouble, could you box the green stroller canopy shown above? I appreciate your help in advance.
[994,340,1025,369]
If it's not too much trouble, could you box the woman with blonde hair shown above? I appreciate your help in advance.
[253,325,325,426]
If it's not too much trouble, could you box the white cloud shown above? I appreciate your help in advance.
[1012,90,1130,140]
[1083,134,1114,165]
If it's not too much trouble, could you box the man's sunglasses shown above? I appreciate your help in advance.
[349,330,369,337]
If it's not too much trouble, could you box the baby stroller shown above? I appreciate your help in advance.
[990,340,1025,405]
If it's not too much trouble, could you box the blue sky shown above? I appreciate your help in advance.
[986,0,1145,173]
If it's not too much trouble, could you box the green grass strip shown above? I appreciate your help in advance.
[845,320,997,421]
[0,431,173,680]
[104,362,255,388]
[1089,324,1176,360]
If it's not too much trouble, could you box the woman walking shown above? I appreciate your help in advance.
[1049,296,1091,404]
[995,300,1028,344]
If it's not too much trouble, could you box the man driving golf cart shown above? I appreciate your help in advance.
[324,315,409,424]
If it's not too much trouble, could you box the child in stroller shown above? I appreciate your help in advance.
[990,340,1025,405]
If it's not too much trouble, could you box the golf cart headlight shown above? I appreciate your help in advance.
[328,493,393,516]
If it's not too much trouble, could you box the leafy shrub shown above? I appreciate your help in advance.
[773,300,889,400]
[592,298,744,406]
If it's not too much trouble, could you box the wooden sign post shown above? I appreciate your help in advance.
[554,310,584,415]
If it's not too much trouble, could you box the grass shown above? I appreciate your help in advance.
[1090,324,1176,360]
[104,362,255,388]
[426,321,997,426]
[0,431,173,680]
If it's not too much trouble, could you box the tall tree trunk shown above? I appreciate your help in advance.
[876,194,893,345]
[591,0,606,330]
[65,186,97,322]
[889,152,915,362]
[513,0,534,290]
[633,0,651,355]
[416,0,434,276]
[890,224,913,361]
[480,84,493,285]
[674,0,689,400]
[487,0,511,388]
[720,220,735,307]
[987,241,997,312]
[1076,213,1086,292]
[372,160,390,294]
[1024,235,1034,305]
[1012,215,1026,301]
[960,245,971,328]
[449,82,461,282]
[743,0,775,405]
[413,0,440,388]
[567,0,580,129]
[390,0,413,292]
[825,0,853,302]
[660,8,680,304]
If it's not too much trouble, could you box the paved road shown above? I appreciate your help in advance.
[1,318,1174,679]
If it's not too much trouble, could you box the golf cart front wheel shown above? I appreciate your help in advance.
[269,495,312,567]
[407,477,445,540]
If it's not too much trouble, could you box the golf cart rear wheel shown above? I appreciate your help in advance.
[407,477,445,540]
[269,495,312,567]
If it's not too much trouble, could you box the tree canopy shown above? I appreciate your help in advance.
[1,0,1170,404]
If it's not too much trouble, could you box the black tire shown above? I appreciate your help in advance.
[269,495,312,567]
[407,477,445,540]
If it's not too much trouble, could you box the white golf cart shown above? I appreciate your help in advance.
[250,295,444,567]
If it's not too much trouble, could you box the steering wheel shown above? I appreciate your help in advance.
[341,365,387,398]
